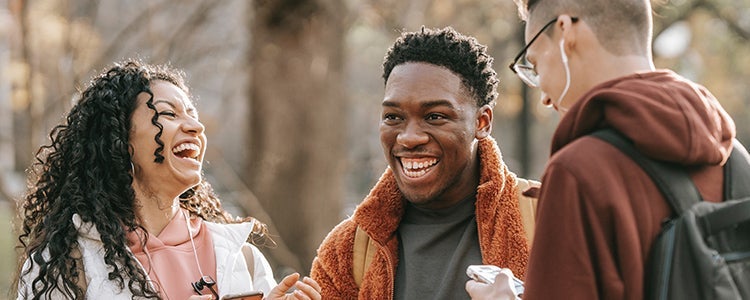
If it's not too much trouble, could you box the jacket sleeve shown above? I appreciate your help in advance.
[310,219,359,299]
[524,136,671,300]
[522,163,604,300]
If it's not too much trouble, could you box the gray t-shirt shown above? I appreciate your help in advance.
[393,195,482,300]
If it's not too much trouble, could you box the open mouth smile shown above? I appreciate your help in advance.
[172,142,201,162]
[400,157,438,178]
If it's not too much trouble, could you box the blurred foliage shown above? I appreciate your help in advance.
[0,0,749,297]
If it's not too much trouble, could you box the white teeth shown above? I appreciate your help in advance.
[404,169,428,178]
[172,142,200,158]
[400,158,438,172]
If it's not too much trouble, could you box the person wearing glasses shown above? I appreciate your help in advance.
[466,0,737,299]
[310,27,539,299]
[16,60,322,300]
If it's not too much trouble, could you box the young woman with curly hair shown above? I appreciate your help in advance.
[16,60,321,300]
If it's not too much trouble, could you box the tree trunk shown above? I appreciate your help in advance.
[0,5,13,203]
[9,0,34,173]
[248,0,346,274]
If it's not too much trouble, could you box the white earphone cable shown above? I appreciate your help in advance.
[184,209,206,277]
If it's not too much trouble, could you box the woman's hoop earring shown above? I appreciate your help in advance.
[130,161,136,175]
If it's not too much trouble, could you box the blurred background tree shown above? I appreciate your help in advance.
[247,0,347,274]
[1,0,748,297]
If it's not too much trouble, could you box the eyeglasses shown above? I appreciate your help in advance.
[509,17,579,88]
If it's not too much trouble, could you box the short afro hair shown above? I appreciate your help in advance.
[382,26,498,107]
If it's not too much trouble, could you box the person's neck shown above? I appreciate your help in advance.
[133,186,181,236]
[605,54,654,78]
[583,54,655,90]
[410,191,476,211]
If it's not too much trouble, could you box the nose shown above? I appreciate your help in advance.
[183,117,205,135]
[396,121,429,149]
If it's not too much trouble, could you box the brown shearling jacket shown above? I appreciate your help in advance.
[311,136,537,299]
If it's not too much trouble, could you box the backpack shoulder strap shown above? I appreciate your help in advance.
[725,139,750,199]
[352,225,377,288]
[590,128,702,214]
[700,139,750,235]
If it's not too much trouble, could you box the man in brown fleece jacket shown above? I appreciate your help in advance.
[467,0,738,299]
[311,27,539,299]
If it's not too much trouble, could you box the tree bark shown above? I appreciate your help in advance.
[9,0,34,173]
[248,0,346,274]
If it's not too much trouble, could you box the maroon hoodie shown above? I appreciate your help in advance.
[523,70,736,300]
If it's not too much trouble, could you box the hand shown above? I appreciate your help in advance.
[265,273,322,300]
[187,295,214,300]
[465,268,518,300]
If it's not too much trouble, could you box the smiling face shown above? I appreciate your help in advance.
[380,62,492,210]
[129,80,206,199]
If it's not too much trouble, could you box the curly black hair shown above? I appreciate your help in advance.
[16,60,269,299]
[382,26,499,107]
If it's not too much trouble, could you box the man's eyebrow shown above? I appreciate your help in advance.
[382,100,398,107]
[381,99,456,109]
[421,99,455,109]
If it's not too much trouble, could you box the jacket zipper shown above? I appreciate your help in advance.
[386,249,395,300]
[379,239,395,300]
[359,237,396,299]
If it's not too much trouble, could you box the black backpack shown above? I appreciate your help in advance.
[592,128,750,300]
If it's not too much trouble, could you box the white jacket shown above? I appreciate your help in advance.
[18,214,276,299]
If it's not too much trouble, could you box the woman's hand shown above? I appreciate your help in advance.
[465,268,518,300]
[187,295,215,300]
[265,273,321,300]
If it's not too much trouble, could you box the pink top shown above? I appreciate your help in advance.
[127,209,218,299]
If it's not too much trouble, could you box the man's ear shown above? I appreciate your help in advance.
[476,105,493,139]
[557,14,578,51]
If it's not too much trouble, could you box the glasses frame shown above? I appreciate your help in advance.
[509,17,579,88]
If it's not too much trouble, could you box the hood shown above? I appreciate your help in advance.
[552,70,735,166]
[126,209,202,252]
